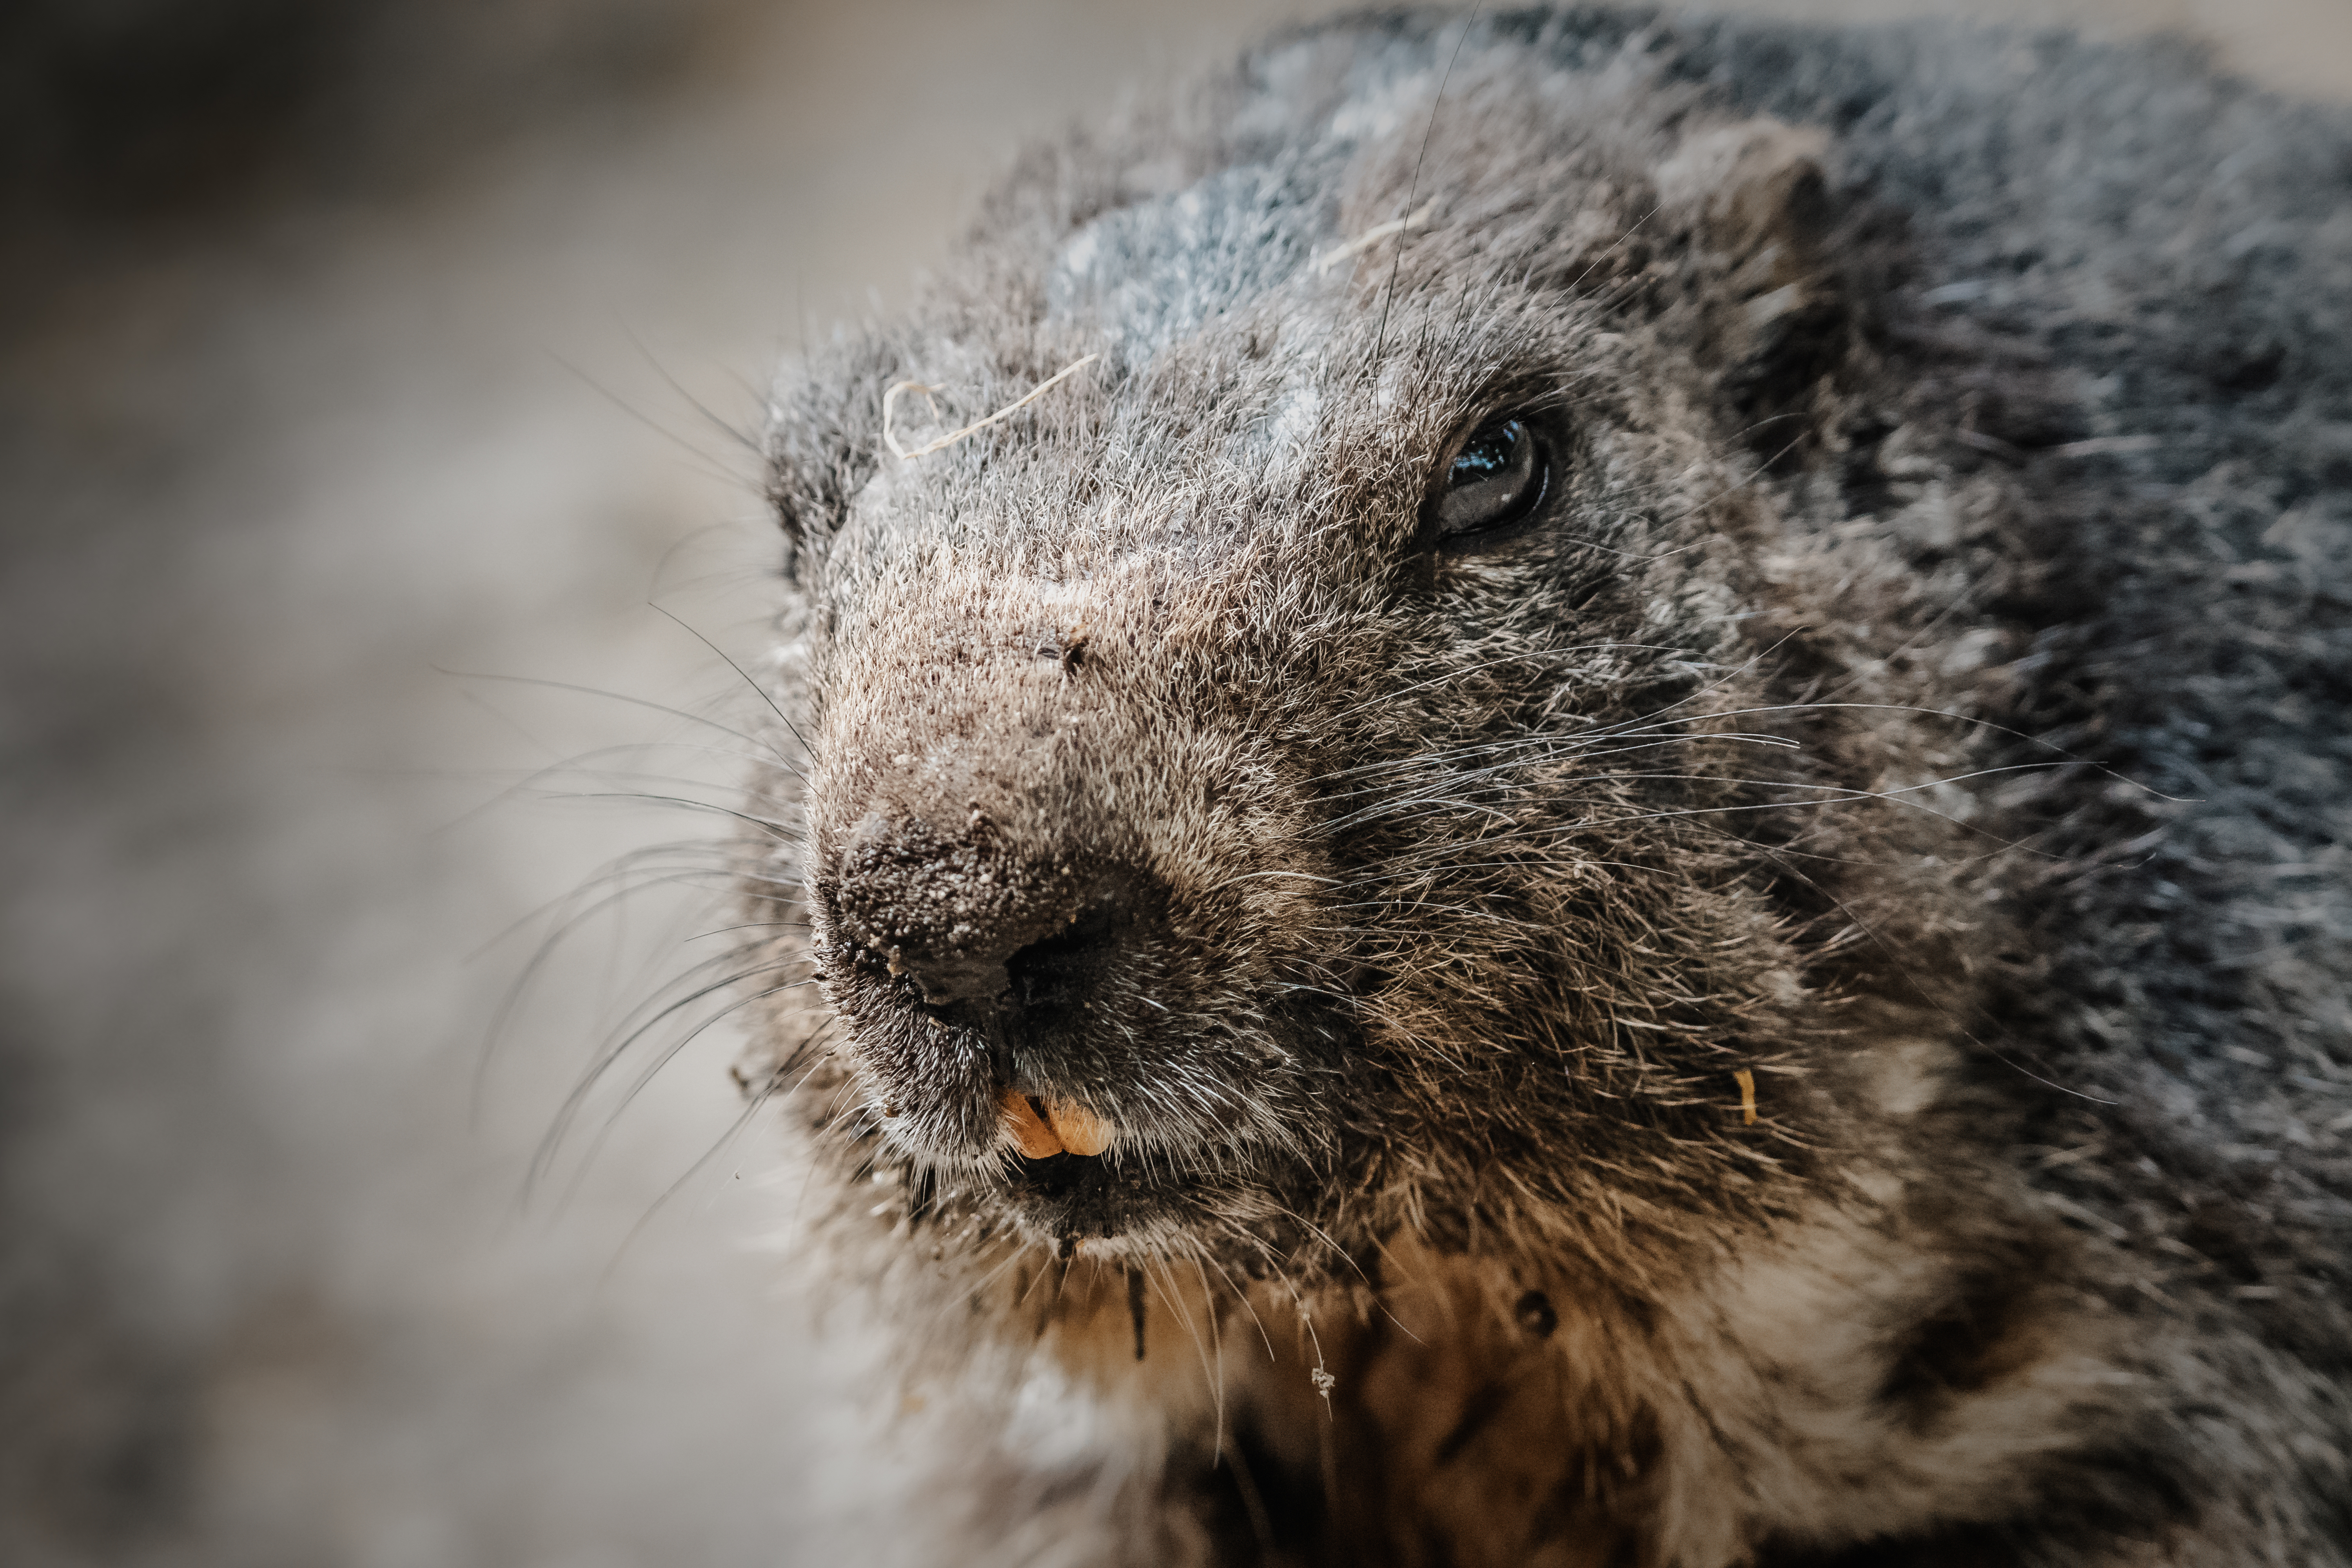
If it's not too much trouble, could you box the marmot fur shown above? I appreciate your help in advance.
[740,9,2352,1563]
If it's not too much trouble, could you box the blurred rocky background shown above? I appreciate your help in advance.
[2,2,2345,1564]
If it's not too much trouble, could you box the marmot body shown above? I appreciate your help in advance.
[743,9,2352,1563]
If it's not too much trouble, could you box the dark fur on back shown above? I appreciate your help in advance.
[742,9,2352,1564]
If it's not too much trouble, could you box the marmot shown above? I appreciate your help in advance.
[737,9,2352,1563]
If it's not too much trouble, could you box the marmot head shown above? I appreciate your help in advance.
[753,34,1955,1288]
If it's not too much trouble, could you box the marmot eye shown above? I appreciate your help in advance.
[1436,416,1548,540]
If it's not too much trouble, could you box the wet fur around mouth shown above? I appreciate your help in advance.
[730,8,2352,1565]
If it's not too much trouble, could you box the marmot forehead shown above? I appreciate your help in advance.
[1046,158,1341,352]
[785,37,1820,597]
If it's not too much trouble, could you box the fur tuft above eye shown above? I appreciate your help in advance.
[1432,415,1550,544]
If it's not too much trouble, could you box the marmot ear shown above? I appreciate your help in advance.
[764,338,902,576]
[1655,119,1831,261]
[1653,120,1850,436]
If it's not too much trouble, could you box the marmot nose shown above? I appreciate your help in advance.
[829,813,1154,1017]
[891,897,1131,1011]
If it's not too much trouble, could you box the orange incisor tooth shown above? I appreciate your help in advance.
[998,1087,1064,1159]
[1043,1095,1114,1157]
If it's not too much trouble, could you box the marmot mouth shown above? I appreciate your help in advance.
[997,1086,1114,1158]
[994,1086,1191,1238]
[998,1148,1196,1242]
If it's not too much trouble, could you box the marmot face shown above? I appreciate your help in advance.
[772,51,1911,1280]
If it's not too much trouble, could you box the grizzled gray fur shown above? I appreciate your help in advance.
[739,7,2352,1564]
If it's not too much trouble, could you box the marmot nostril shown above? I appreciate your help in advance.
[1004,893,1139,1013]
[890,943,1014,1010]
